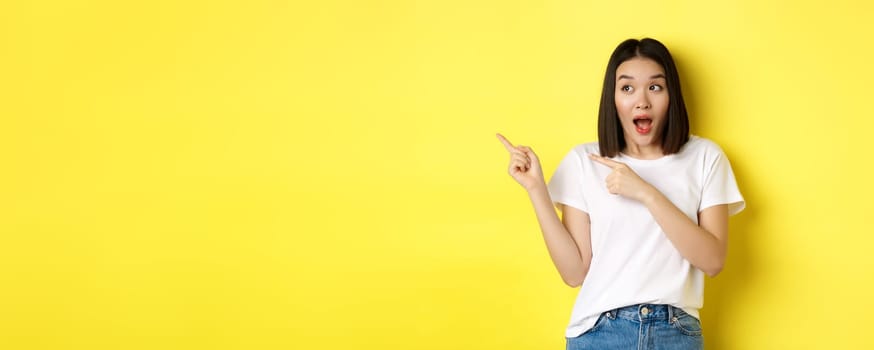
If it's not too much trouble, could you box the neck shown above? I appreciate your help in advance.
[623,142,664,160]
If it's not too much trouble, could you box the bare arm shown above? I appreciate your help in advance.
[527,184,593,287]
[496,133,592,287]
[642,195,729,277]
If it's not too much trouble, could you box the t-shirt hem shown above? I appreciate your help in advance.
[551,198,588,213]
[700,199,745,216]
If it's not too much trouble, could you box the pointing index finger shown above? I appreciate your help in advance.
[495,133,516,152]
[589,153,623,169]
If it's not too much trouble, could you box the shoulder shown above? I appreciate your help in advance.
[682,135,726,156]
[680,135,736,171]
[567,141,600,157]
[554,142,598,169]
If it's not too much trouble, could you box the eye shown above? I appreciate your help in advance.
[620,85,633,92]
[649,84,664,91]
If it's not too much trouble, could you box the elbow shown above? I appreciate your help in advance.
[702,261,725,277]
[562,272,586,288]
[704,267,722,277]
[564,278,583,288]
[561,260,590,288]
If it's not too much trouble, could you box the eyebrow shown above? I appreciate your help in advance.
[617,74,666,80]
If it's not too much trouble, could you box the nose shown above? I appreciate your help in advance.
[635,93,651,110]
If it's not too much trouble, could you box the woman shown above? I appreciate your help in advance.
[496,38,744,349]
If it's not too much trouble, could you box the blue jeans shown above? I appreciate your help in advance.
[565,304,703,350]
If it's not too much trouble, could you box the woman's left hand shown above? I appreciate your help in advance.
[589,154,655,203]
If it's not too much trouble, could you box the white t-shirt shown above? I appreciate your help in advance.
[547,135,745,338]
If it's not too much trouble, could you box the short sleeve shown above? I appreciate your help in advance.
[547,149,588,213]
[700,146,745,216]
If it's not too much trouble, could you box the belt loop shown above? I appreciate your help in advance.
[668,305,675,323]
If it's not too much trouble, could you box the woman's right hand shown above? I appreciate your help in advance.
[496,133,546,192]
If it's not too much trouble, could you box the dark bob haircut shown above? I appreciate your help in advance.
[597,38,690,157]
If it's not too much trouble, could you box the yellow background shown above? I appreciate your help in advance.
[2,1,872,349]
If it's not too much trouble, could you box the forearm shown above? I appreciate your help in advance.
[526,184,590,287]
[642,189,725,276]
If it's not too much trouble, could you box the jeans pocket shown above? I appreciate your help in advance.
[671,314,702,337]
[591,311,615,332]
[574,311,610,338]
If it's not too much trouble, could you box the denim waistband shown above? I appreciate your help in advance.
[603,304,687,323]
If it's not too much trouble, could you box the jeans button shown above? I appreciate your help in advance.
[641,307,649,316]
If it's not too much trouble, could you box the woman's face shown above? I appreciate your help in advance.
[614,57,669,152]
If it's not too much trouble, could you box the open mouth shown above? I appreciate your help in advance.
[633,116,653,135]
